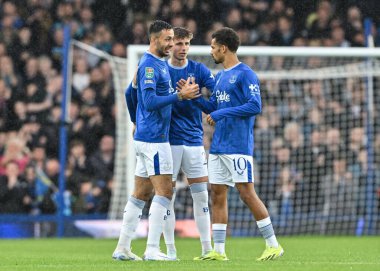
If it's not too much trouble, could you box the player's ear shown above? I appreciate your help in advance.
[150,32,158,43]
[221,45,227,54]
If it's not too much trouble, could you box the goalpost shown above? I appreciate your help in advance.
[70,40,131,220]
[125,45,380,235]
[70,40,379,235]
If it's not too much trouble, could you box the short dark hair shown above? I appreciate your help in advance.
[173,27,193,40]
[148,20,172,38]
[211,27,240,53]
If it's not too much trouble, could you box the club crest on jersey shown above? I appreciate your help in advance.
[229,75,237,84]
[145,67,154,78]
[188,73,194,78]
[215,90,230,103]
[162,162,172,171]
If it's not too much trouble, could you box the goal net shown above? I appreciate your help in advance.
[70,41,133,219]
[126,45,380,235]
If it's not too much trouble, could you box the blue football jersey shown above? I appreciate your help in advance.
[167,59,215,146]
[208,62,262,155]
[134,52,175,143]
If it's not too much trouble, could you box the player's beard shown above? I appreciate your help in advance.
[211,49,222,64]
[157,42,172,58]
[212,55,221,64]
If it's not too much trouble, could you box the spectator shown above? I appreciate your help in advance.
[0,0,378,219]
[330,26,350,47]
[23,56,45,90]
[345,6,363,46]
[322,154,358,232]
[306,0,333,39]
[88,134,115,181]
[121,20,148,45]
[38,55,57,83]
[9,27,38,66]
[72,57,90,94]
[0,55,21,90]
[270,15,295,46]
[78,5,94,34]
[0,137,29,175]
[0,79,11,131]
[93,23,113,53]
[111,42,126,57]
[0,161,31,213]
[9,100,27,131]
[67,139,91,178]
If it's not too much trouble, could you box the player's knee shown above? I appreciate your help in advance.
[238,190,254,205]
[211,190,226,206]
[154,188,173,200]
[190,182,208,194]
[190,182,208,204]
[133,190,153,201]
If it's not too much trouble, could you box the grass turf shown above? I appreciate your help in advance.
[0,237,379,271]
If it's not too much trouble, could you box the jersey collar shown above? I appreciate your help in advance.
[167,59,188,69]
[146,51,166,62]
[224,62,242,71]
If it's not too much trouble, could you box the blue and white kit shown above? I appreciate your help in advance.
[195,62,262,185]
[167,59,215,180]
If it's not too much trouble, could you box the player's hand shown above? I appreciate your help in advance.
[132,123,136,136]
[132,66,138,88]
[206,114,215,126]
[178,77,200,100]
[176,78,187,91]
[132,68,137,86]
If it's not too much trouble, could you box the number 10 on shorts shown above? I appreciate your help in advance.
[232,156,253,183]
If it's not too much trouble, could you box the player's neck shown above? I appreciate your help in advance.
[148,45,164,59]
[169,57,187,67]
[222,54,240,69]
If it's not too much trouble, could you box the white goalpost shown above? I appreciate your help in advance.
[71,40,130,219]
[125,45,380,235]
[71,40,380,235]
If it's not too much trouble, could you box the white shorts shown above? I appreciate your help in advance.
[208,154,254,187]
[171,145,208,181]
[134,141,173,178]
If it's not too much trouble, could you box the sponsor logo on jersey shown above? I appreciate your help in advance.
[215,90,230,103]
[145,67,154,78]
[229,75,237,84]
[249,84,260,95]
[145,79,154,84]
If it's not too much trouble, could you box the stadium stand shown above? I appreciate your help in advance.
[0,0,379,237]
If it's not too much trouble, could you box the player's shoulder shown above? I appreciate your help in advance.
[139,54,153,69]
[187,59,208,70]
[237,62,254,71]
[140,52,164,68]
[187,58,200,66]
[237,63,258,78]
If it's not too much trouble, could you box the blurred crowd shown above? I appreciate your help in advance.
[0,0,379,226]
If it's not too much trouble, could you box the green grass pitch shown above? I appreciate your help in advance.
[0,237,379,271]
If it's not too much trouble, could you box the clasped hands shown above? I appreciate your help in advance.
[176,77,215,126]
[176,77,200,100]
